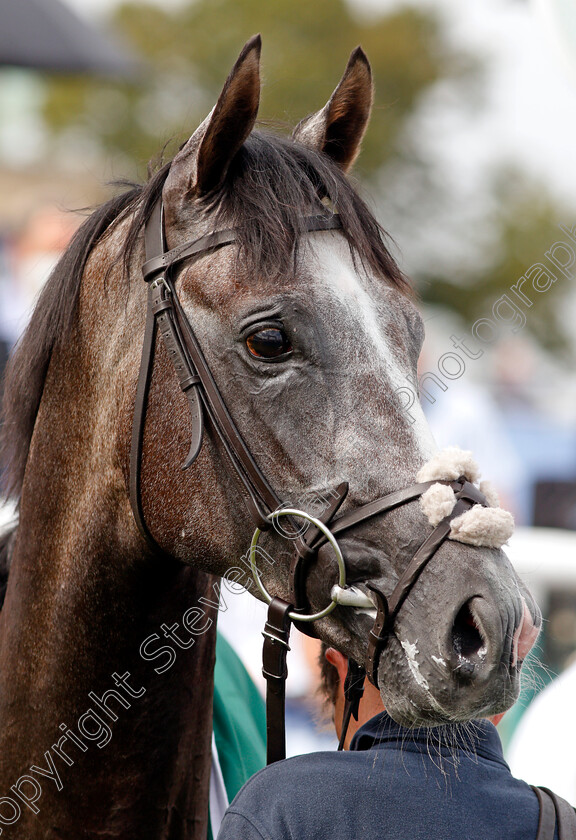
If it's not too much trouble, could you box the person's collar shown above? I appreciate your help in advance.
[349,711,507,766]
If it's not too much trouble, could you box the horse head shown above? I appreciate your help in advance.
[108,37,540,728]
[120,36,540,727]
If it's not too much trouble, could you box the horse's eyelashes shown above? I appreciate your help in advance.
[245,327,293,360]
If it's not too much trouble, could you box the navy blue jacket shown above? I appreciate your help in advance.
[217,711,550,840]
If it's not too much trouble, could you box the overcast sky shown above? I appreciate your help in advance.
[361,0,576,205]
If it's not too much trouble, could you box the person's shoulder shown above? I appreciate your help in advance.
[228,749,356,810]
[235,749,344,792]
[218,752,349,839]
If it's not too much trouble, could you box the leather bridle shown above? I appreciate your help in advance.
[129,194,490,763]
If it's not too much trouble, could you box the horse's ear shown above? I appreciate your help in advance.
[292,47,373,172]
[164,35,261,198]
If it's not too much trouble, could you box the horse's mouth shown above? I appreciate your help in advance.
[373,590,541,728]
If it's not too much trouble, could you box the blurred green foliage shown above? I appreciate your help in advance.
[41,0,575,358]
[43,0,473,175]
[418,168,574,359]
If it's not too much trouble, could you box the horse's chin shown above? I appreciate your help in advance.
[379,657,523,728]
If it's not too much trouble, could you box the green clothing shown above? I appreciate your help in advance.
[208,633,266,840]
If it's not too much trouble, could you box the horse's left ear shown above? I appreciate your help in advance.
[292,47,373,172]
[164,35,261,199]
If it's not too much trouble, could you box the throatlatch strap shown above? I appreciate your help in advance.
[129,199,169,552]
[129,280,162,551]
[262,598,293,765]
[129,198,206,551]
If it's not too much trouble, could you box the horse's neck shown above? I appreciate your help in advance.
[0,526,218,839]
[0,336,218,839]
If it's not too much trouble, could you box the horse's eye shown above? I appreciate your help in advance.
[246,328,292,360]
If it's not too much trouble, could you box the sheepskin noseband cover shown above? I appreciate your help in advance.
[417,447,514,549]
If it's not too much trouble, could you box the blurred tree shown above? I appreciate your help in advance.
[42,0,475,177]
[417,167,574,359]
[40,0,575,358]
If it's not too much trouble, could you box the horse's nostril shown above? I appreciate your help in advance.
[451,602,486,676]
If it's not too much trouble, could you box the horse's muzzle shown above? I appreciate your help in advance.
[448,595,540,683]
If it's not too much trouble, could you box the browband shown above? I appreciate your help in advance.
[142,212,343,284]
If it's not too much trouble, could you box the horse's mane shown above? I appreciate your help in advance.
[0,131,408,502]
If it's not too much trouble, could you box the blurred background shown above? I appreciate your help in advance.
[1,0,576,767]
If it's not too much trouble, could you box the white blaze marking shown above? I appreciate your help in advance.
[401,639,430,690]
[311,238,436,460]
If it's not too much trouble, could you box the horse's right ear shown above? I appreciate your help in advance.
[164,35,261,200]
[292,47,373,172]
